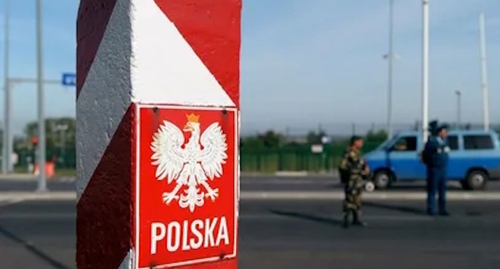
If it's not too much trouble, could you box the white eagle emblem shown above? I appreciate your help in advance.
[150,113,228,212]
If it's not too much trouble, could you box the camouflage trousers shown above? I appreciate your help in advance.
[343,177,364,213]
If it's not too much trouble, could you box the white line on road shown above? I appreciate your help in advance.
[240,191,500,201]
[240,214,435,221]
[0,192,76,202]
[0,197,26,208]
[241,179,331,185]
[2,191,500,202]
[0,213,75,219]
[0,176,76,182]
[0,212,435,222]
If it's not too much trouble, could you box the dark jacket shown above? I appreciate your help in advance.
[423,137,449,168]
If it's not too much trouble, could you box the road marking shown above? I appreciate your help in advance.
[241,179,332,185]
[2,212,497,223]
[240,191,500,200]
[239,214,435,221]
[0,176,76,183]
[274,171,309,177]
[0,192,76,202]
[0,213,75,219]
[2,191,500,201]
[0,212,435,222]
[0,197,26,207]
[58,177,76,182]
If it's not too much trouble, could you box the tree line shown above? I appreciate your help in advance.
[240,129,389,150]
[4,117,76,152]
[3,118,387,152]
[7,117,498,153]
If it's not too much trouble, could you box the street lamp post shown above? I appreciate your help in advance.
[6,77,62,189]
[479,13,489,131]
[382,0,401,139]
[455,90,461,128]
[387,0,394,139]
[421,0,430,143]
[2,0,10,174]
[36,0,47,192]
[56,124,68,165]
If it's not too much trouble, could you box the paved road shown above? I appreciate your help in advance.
[1,199,500,269]
[0,177,75,192]
[2,175,500,193]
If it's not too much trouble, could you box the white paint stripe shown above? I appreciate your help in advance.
[118,249,134,269]
[4,191,500,201]
[130,0,235,106]
[76,0,133,202]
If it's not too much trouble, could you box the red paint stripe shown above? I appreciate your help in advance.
[76,0,118,99]
[154,0,242,108]
[76,105,135,269]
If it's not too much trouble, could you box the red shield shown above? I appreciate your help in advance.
[136,104,238,268]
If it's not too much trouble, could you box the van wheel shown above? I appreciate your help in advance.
[463,170,488,190]
[373,170,392,189]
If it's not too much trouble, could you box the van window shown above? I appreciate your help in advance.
[391,136,417,152]
[447,135,458,150]
[463,135,494,150]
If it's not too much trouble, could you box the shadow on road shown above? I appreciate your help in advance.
[363,201,426,216]
[269,209,344,227]
[363,202,488,217]
[0,224,70,269]
[327,183,464,191]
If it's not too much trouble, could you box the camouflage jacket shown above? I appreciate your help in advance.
[338,147,367,182]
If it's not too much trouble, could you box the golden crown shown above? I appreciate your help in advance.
[186,113,200,123]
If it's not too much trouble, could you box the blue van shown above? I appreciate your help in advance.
[364,129,500,190]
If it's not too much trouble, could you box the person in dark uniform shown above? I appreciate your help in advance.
[338,135,370,228]
[422,121,450,216]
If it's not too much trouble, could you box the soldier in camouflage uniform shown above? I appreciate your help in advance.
[338,135,369,228]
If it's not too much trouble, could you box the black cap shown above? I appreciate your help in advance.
[437,123,449,133]
[429,120,439,135]
[350,135,363,145]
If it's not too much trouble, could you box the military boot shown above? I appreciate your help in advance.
[352,211,367,227]
[342,212,350,228]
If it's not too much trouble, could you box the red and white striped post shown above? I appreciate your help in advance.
[76,0,241,268]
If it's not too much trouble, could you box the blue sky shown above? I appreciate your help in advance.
[0,0,499,136]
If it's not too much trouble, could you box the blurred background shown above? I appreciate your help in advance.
[1,1,500,269]
[0,0,499,177]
